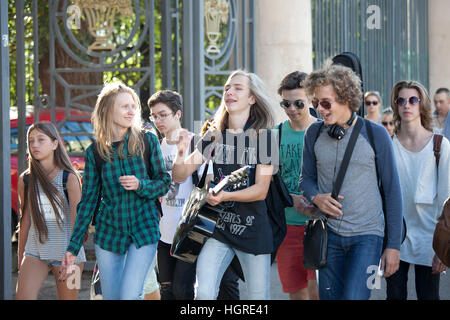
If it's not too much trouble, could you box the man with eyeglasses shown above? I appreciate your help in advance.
[433,88,450,138]
[299,62,403,300]
[145,90,239,301]
[274,71,318,300]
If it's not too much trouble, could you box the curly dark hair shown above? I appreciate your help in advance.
[302,61,362,112]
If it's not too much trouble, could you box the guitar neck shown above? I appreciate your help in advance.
[210,165,251,196]
[211,176,231,196]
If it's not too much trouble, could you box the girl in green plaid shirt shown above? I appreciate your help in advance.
[60,82,170,300]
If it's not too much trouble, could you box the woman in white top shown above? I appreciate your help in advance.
[387,81,449,300]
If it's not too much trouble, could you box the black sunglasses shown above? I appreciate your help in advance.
[280,99,306,109]
[382,121,394,126]
[395,96,421,107]
[365,100,379,106]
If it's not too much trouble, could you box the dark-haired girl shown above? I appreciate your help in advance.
[16,122,85,300]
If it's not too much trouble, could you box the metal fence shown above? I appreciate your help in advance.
[312,0,429,110]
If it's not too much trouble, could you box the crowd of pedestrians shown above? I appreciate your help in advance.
[15,57,450,300]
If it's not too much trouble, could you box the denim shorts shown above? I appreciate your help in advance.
[25,252,62,267]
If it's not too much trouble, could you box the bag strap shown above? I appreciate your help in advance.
[433,134,443,168]
[190,135,200,186]
[331,117,363,199]
[62,170,69,202]
[23,171,70,203]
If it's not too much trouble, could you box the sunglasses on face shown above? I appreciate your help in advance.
[395,96,421,107]
[382,121,394,126]
[280,99,306,109]
[365,100,379,106]
[311,99,334,110]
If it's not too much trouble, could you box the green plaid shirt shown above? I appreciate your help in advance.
[67,132,170,255]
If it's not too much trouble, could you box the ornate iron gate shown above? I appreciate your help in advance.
[312,0,429,109]
[4,0,255,299]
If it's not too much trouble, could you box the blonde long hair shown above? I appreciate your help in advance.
[91,82,144,161]
[212,70,275,133]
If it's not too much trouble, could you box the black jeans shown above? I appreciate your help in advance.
[386,260,440,300]
[157,241,240,300]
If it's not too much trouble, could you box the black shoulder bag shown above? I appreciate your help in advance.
[303,117,363,270]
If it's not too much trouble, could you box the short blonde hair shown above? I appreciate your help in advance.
[302,61,362,112]
[364,91,382,104]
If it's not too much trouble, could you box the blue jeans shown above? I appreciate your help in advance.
[195,237,271,300]
[319,229,383,300]
[95,242,157,300]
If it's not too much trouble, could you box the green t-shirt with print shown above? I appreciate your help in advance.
[277,120,309,226]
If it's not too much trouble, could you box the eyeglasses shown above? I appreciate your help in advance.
[395,96,421,107]
[311,99,335,110]
[382,121,394,126]
[365,100,379,106]
[149,112,174,122]
[280,99,306,109]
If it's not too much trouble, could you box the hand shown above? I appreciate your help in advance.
[60,252,77,281]
[380,248,399,278]
[206,189,227,206]
[312,193,344,218]
[174,128,191,156]
[119,175,140,190]
[291,194,320,219]
[432,254,447,275]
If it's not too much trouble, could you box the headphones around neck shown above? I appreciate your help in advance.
[327,112,357,140]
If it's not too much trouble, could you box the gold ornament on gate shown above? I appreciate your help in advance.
[71,0,133,51]
[204,0,229,55]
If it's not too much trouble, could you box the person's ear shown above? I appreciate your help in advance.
[249,95,256,106]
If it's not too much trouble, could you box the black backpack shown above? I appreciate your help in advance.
[332,52,365,117]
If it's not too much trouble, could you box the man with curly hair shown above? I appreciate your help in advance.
[299,62,403,300]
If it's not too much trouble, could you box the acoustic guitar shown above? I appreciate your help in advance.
[170,165,251,263]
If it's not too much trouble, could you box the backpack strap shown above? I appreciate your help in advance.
[433,134,443,168]
[23,171,70,203]
[62,170,69,202]
[190,135,200,186]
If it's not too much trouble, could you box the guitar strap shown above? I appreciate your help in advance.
[196,141,216,189]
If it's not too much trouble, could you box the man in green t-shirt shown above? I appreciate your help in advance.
[275,71,318,300]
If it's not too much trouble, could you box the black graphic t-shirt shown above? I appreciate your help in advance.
[196,120,276,255]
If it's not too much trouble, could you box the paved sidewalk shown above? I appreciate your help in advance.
[10,237,450,300]
[11,261,450,300]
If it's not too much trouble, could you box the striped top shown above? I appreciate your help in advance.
[67,131,171,256]
[25,170,86,263]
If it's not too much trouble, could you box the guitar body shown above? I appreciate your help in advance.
[170,203,224,263]
[170,166,250,263]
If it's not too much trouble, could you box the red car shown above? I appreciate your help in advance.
[10,106,94,241]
